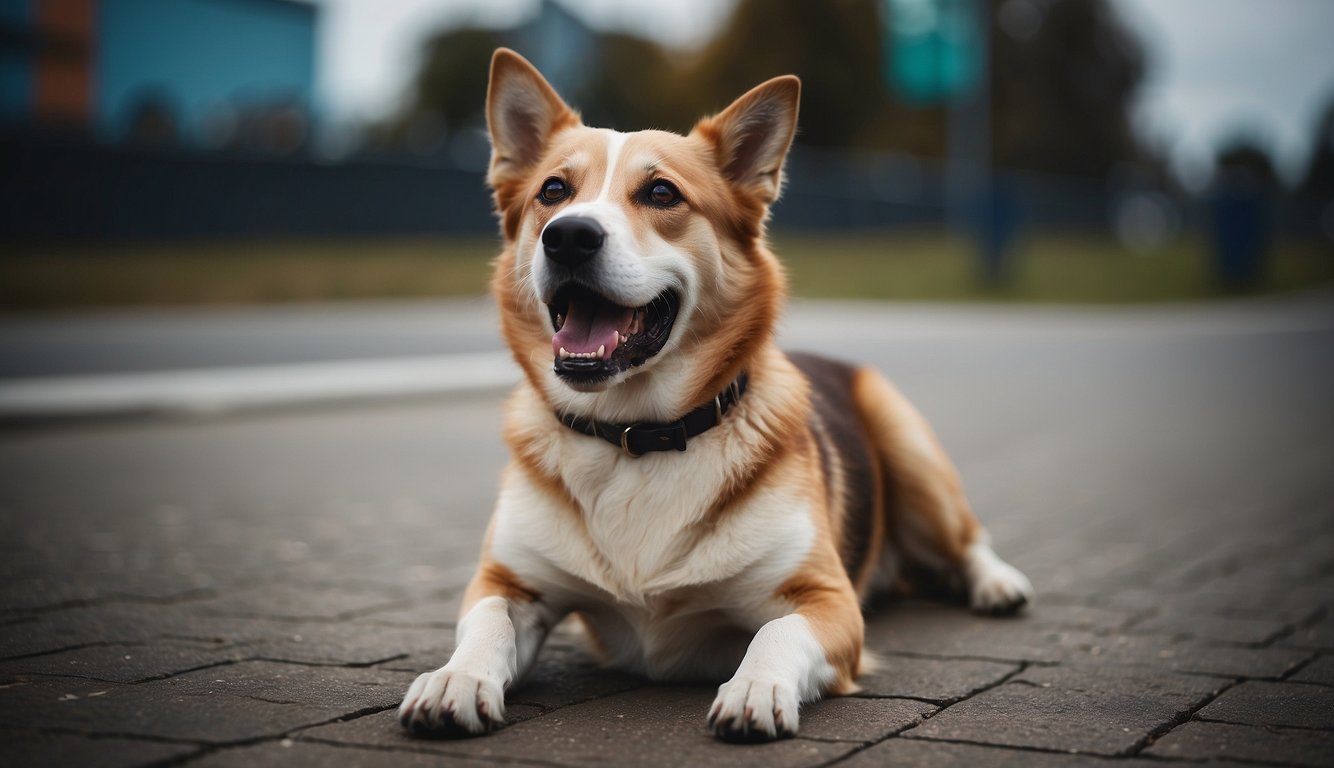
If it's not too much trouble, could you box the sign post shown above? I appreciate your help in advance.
[885,0,1008,282]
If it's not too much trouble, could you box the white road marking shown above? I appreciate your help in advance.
[0,352,519,420]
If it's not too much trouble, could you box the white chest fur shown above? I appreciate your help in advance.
[493,429,812,603]
[489,391,815,675]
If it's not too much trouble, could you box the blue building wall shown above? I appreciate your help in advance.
[97,0,316,143]
[0,0,34,120]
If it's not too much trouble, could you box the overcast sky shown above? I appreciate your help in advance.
[311,0,1334,185]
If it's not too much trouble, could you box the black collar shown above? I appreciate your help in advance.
[558,373,749,458]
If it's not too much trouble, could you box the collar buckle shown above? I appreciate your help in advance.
[619,424,641,458]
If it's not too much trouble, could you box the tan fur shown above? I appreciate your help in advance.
[462,520,543,614]
[851,367,982,570]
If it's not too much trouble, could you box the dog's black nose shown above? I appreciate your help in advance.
[542,217,604,268]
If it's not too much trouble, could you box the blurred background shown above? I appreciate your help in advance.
[2,0,1332,308]
[4,6,1334,757]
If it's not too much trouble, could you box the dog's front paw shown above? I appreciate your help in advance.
[398,667,505,737]
[966,545,1034,614]
[708,675,799,742]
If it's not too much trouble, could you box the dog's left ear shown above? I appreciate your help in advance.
[694,76,801,205]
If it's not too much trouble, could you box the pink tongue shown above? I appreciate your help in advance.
[552,299,632,358]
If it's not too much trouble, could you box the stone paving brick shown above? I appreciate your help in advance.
[1054,630,1312,678]
[355,609,456,630]
[190,740,511,767]
[792,697,935,742]
[903,664,1226,756]
[1126,612,1290,645]
[1091,583,1330,624]
[353,592,463,629]
[0,639,244,684]
[865,607,1310,677]
[0,581,103,617]
[1144,720,1334,767]
[505,644,648,711]
[308,686,857,767]
[842,736,1254,768]
[0,606,164,660]
[0,574,220,619]
[1290,654,1334,686]
[1151,528,1334,596]
[0,662,415,743]
[0,727,201,768]
[1282,613,1334,651]
[0,602,457,669]
[863,606,1075,663]
[232,619,452,667]
[299,705,545,750]
[185,582,413,622]
[853,655,1019,702]
[1019,603,1140,633]
[1195,681,1334,729]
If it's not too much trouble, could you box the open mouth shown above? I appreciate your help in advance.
[546,284,679,385]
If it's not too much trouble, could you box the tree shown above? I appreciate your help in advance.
[563,32,691,133]
[684,0,887,149]
[1300,98,1334,199]
[369,28,501,149]
[990,0,1147,176]
[373,0,1153,180]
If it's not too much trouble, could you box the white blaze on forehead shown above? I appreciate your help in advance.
[596,130,630,202]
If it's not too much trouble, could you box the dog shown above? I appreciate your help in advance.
[398,48,1034,742]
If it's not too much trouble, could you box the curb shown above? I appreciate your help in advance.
[0,352,519,422]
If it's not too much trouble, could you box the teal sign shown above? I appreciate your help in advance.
[884,0,984,105]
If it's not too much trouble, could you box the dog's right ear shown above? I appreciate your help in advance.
[486,49,579,194]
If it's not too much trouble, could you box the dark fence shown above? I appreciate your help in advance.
[1,131,494,240]
[3,130,1326,243]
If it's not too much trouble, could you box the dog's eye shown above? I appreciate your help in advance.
[645,180,682,207]
[539,178,570,205]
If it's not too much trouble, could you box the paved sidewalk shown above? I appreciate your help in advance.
[2,296,1332,767]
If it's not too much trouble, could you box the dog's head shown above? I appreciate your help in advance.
[486,48,799,421]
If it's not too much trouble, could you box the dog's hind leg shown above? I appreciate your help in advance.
[399,533,559,737]
[850,368,1033,613]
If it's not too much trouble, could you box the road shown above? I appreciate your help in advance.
[2,293,1332,766]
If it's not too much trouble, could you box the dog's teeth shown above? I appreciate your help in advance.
[597,344,606,359]
[559,347,570,359]
[555,314,563,329]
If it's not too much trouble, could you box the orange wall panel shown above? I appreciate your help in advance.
[34,0,96,126]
